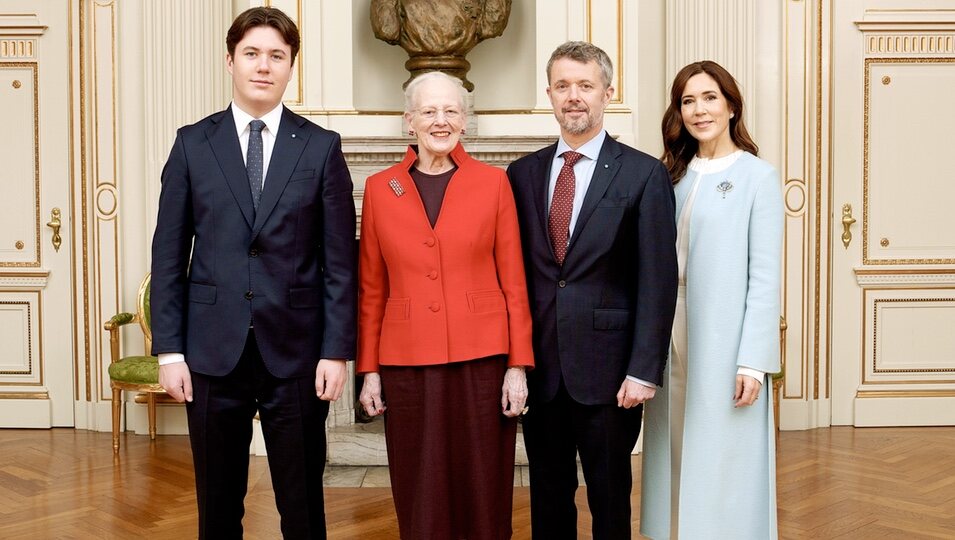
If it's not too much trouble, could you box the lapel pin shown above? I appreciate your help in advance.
[603,164,609,169]
[389,178,405,197]
[291,133,297,138]
[716,179,734,199]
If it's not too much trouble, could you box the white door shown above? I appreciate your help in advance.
[0,1,74,427]
[830,2,955,426]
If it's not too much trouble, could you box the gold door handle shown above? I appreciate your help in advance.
[841,203,856,249]
[46,207,62,252]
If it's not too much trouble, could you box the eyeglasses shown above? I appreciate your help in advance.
[414,108,462,120]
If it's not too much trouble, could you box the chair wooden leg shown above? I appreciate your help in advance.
[147,392,157,441]
[111,388,122,453]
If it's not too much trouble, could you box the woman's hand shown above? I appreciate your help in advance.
[358,372,387,417]
[501,367,528,418]
[734,374,762,408]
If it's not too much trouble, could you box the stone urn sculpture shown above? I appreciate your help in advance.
[370,0,512,91]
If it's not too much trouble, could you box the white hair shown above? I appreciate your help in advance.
[403,71,468,114]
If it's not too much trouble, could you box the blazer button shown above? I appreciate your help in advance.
[249,248,259,257]
[429,302,440,312]
[424,238,436,247]
[245,291,254,300]
[427,270,438,280]
[558,280,567,288]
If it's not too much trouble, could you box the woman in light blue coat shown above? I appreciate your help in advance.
[641,61,783,539]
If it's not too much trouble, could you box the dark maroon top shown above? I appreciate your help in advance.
[411,166,457,228]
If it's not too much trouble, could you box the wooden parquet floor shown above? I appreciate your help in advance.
[0,427,953,539]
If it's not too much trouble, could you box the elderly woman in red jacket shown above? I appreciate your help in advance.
[357,71,534,540]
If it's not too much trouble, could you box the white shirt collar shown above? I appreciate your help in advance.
[231,101,284,136]
[555,130,606,162]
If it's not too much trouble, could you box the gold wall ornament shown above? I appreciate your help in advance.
[15,241,24,250]
[880,237,890,247]
[12,79,21,88]
[370,0,512,91]
[841,203,856,249]
[46,208,61,252]
[881,75,891,85]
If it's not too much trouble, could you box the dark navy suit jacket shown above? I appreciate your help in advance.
[507,134,678,405]
[150,106,357,378]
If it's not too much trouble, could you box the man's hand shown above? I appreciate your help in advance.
[315,359,347,401]
[159,362,193,403]
[734,374,762,408]
[616,378,656,409]
[358,372,386,417]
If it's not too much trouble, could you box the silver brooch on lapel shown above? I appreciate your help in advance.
[388,178,405,197]
[716,180,734,199]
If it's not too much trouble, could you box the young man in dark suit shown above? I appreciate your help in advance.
[507,41,678,539]
[150,7,357,539]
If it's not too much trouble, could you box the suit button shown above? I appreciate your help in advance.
[249,248,259,257]
[429,302,440,312]
[245,291,254,300]
[427,270,438,280]
[424,238,436,247]
[558,280,566,288]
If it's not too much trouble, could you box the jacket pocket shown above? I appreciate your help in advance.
[384,297,410,320]
[189,282,216,304]
[289,287,323,308]
[467,289,506,313]
[289,169,316,182]
[593,308,631,330]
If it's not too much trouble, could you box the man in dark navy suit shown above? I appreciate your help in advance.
[507,42,678,539]
[150,7,356,539]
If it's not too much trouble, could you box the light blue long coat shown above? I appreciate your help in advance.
[641,152,783,539]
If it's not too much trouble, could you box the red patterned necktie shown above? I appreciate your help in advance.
[548,151,583,265]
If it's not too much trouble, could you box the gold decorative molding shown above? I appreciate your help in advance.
[0,62,41,268]
[586,0,624,103]
[0,300,33,375]
[784,178,807,216]
[0,39,35,58]
[871,296,955,374]
[265,0,303,106]
[0,391,48,399]
[863,57,955,265]
[856,389,955,398]
[0,14,48,36]
[0,269,50,288]
[865,34,955,55]
[94,184,118,220]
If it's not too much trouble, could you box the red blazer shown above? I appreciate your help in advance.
[357,143,534,373]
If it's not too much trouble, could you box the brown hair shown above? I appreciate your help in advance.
[661,61,758,183]
[226,7,300,66]
[546,41,613,88]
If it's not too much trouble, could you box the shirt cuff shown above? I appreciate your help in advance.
[158,352,186,366]
[626,375,657,388]
[737,367,765,383]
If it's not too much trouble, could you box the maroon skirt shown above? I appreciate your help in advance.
[380,355,518,540]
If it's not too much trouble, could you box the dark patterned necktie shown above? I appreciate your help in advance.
[548,151,583,265]
[247,119,265,209]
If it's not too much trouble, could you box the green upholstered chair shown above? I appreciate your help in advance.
[104,273,165,453]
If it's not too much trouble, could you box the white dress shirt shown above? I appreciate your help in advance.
[158,101,284,367]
